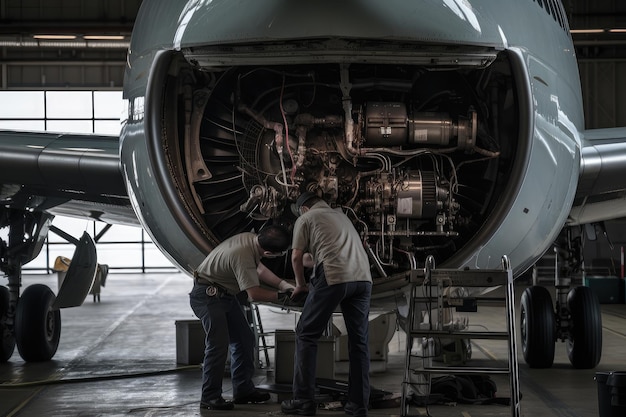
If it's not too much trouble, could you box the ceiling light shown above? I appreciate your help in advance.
[33,34,78,40]
[608,29,626,33]
[83,35,126,40]
[570,29,605,34]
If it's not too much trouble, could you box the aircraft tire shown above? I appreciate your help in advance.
[15,284,61,362]
[520,285,555,368]
[566,286,602,369]
[0,286,16,362]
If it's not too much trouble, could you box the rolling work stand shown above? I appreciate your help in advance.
[400,255,521,417]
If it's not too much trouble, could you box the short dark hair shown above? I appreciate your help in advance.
[258,225,290,252]
[295,191,316,212]
[300,195,321,209]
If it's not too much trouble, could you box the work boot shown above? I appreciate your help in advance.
[200,397,234,410]
[281,398,317,415]
[233,389,271,404]
[344,401,368,416]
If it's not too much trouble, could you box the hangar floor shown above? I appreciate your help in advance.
[1,272,624,417]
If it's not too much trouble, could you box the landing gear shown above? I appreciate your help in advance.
[520,283,602,369]
[2,208,100,362]
[1,209,59,362]
[520,226,603,369]
[15,284,61,362]
[566,286,602,369]
[520,286,555,368]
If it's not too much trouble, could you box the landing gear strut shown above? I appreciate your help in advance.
[0,209,60,362]
[520,227,602,369]
[1,208,101,362]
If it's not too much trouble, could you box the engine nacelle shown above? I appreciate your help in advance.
[120,0,582,283]
[153,54,519,274]
[122,41,522,278]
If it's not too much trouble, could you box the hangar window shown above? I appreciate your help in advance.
[0,89,175,273]
[551,0,565,28]
[0,90,122,134]
[0,91,45,130]
[29,217,176,274]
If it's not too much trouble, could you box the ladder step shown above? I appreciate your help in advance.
[421,365,511,375]
[411,296,506,305]
[428,269,510,286]
[401,256,521,417]
[409,330,510,339]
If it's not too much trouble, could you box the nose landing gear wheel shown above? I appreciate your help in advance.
[566,286,602,369]
[15,284,61,362]
[520,285,556,368]
[0,286,16,362]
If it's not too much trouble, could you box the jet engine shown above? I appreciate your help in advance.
[157,52,521,278]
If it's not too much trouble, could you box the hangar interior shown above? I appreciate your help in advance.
[1,1,626,417]
[3,0,626,275]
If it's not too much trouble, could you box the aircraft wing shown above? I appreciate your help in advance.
[0,129,137,226]
[568,127,626,225]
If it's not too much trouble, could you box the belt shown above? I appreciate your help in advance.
[194,276,213,286]
[193,272,232,297]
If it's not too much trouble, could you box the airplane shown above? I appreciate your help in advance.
[1,0,624,371]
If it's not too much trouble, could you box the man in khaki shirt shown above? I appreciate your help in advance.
[191,225,295,411]
[281,193,372,417]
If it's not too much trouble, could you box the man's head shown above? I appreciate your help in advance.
[293,191,320,217]
[257,224,290,255]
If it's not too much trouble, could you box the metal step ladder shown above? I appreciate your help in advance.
[400,255,521,417]
[249,303,273,369]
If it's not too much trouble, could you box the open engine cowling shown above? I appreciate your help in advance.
[148,49,523,278]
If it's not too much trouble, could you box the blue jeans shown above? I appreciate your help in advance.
[293,265,372,411]
[189,283,256,402]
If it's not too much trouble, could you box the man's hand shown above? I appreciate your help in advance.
[278,280,296,292]
[291,285,309,303]
[277,286,307,308]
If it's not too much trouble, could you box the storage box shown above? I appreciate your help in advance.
[274,330,334,384]
[335,313,396,372]
[583,276,620,304]
[175,320,205,364]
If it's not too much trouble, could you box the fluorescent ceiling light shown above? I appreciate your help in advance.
[570,29,605,34]
[608,29,626,33]
[33,34,78,40]
[83,35,126,40]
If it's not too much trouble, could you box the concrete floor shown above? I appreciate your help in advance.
[1,272,625,416]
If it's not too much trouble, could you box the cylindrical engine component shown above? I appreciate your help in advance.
[363,102,474,148]
[364,102,408,146]
[396,171,438,219]
[408,112,454,146]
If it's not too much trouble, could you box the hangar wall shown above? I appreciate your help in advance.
[0,0,137,90]
[579,61,626,129]
[2,0,626,128]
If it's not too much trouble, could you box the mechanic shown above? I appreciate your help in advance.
[281,192,373,417]
[190,224,296,411]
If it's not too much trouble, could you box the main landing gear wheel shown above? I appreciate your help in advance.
[15,284,61,362]
[0,286,16,362]
[520,285,555,368]
[566,286,602,369]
